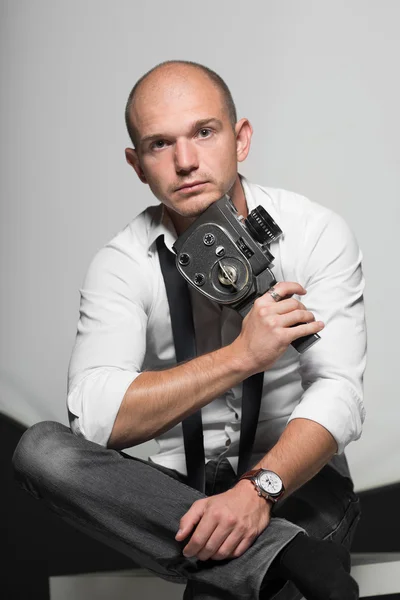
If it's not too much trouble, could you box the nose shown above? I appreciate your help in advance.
[174,138,199,174]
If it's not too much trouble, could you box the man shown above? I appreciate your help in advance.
[13,61,366,600]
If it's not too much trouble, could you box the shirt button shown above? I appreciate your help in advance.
[225,439,231,447]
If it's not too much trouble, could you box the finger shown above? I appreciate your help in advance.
[279,309,316,328]
[209,529,244,560]
[195,523,236,561]
[268,298,307,315]
[264,282,306,302]
[231,536,255,559]
[286,320,325,342]
[175,499,206,541]
[182,515,219,558]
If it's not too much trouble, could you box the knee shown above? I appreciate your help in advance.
[12,420,75,495]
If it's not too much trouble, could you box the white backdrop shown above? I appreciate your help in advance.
[1,0,399,493]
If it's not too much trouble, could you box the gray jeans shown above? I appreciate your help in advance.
[12,421,361,600]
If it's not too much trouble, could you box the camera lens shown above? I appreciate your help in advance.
[245,206,283,245]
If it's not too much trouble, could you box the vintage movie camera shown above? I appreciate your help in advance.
[172,195,320,354]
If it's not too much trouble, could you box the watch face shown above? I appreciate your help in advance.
[258,470,283,496]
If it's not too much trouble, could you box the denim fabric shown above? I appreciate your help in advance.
[12,421,360,600]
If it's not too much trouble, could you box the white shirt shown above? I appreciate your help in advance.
[67,176,367,475]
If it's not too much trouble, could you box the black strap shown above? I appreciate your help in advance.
[156,235,263,490]
[237,372,264,477]
[156,236,205,492]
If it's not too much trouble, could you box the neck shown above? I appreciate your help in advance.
[229,174,248,219]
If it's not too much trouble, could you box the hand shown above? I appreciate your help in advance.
[175,480,271,561]
[232,281,324,375]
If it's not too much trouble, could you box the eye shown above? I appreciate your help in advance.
[150,139,168,151]
[197,128,213,139]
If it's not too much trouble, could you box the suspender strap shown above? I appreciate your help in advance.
[156,236,206,492]
[237,371,264,477]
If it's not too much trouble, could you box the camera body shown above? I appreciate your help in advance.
[172,195,320,354]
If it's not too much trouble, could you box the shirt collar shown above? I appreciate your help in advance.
[146,174,283,253]
[147,204,178,253]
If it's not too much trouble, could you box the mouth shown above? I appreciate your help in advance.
[175,181,208,193]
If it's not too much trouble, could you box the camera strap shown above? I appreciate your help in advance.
[237,371,264,477]
[157,235,205,492]
[156,235,263,491]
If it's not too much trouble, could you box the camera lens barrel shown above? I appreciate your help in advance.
[245,207,282,245]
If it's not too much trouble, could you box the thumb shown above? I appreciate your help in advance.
[175,499,206,540]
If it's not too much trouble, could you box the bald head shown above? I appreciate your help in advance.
[125,61,237,147]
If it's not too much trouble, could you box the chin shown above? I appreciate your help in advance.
[171,191,224,218]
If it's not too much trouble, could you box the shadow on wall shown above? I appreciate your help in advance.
[0,369,63,428]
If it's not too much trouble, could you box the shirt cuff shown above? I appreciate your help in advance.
[67,368,141,446]
[287,378,366,454]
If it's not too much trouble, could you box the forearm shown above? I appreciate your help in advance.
[107,343,249,449]
[239,418,338,498]
[107,283,323,450]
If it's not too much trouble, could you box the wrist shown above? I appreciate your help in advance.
[234,478,273,510]
[238,467,285,505]
[225,338,257,378]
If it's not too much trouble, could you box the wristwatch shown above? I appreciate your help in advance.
[238,468,285,504]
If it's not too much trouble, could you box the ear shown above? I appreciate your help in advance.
[235,118,253,163]
[125,148,148,184]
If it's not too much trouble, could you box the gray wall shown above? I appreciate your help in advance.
[1,0,399,496]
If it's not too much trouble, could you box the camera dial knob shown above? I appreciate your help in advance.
[178,253,191,266]
[217,261,238,290]
[203,233,215,246]
[194,273,206,286]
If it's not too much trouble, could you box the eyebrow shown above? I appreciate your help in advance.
[140,118,223,147]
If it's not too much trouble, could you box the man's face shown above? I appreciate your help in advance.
[126,69,245,219]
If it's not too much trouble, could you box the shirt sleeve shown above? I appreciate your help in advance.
[67,239,151,446]
[287,207,367,454]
